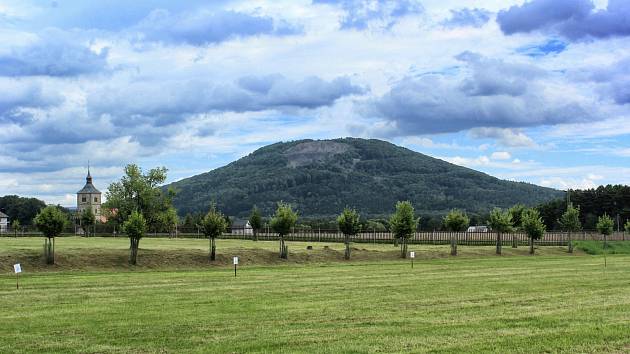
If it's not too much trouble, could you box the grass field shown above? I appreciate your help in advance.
[1,237,629,353]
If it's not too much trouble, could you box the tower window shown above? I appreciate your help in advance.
[82,196,86,203]
[94,197,98,203]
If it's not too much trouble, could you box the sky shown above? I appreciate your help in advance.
[0,0,629,207]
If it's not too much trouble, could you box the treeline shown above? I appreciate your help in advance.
[537,185,630,230]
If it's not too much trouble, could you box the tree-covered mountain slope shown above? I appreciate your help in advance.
[166,138,564,218]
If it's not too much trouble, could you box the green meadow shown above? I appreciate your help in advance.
[1,237,629,353]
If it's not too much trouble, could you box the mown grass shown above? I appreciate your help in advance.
[574,240,630,255]
[1,238,629,353]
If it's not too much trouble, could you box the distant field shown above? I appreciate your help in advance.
[1,238,629,353]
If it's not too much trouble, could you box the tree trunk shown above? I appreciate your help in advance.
[279,236,287,259]
[253,229,258,242]
[344,234,350,260]
[44,237,55,265]
[209,237,216,261]
[496,232,502,255]
[568,232,573,253]
[401,238,407,258]
[394,236,399,247]
[529,237,534,255]
[450,233,457,256]
[129,238,139,265]
[512,234,517,248]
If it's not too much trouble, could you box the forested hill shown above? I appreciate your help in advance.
[167,138,564,218]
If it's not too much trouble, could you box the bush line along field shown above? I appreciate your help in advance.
[1,242,629,353]
[2,237,627,272]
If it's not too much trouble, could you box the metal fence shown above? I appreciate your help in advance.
[1,225,627,246]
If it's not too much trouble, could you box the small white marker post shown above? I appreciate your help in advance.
[410,251,415,268]
[14,263,22,290]
[233,256,239,277]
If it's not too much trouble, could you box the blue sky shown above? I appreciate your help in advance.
[0,0,629,206]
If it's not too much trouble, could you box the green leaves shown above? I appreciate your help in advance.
[389,201,419,240]
[488,208,513,234]
[104,164,174,231]
[201,205,228,239]
[559,203,581,232]
[270,202,298,237]
[443,209,470,232]
[625,219,630,233]
[337,207,361,236]
[249,206,263,230]
[34,206,67,238]
[123,210,147,240]
[522,208,546,240]
[596,214,614,236]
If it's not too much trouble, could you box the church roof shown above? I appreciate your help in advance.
[77,168,101,194]
[77,182,101,194]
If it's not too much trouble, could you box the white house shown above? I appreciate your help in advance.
[231,220,253,235]
[0,211,8,232]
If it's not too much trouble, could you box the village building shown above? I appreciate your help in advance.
[0,211,8,232]
[77,167,102,220]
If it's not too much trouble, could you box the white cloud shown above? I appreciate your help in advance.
[490,151,511,160]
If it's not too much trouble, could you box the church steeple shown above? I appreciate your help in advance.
[86,162,92,184]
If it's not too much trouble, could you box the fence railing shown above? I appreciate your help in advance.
[1,226,627,245]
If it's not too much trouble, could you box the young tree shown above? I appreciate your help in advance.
[443,209,469,256]
[201,205,227,261]
[104,164,175,238]
[337,207,361,260]
[159,207,178,238]
[389,201,419,258]
[522,208,546,255]
[558,203,581,253]
[596,214,614,267]
[34,206,67,264]
[488,208,513,255]
[509,204,526,248]
[625,219,630,234]
[123,210,146,265]
[11,219,20,238]
[80,208,96,237]
[270,202,298,259]
[249,206,263,241]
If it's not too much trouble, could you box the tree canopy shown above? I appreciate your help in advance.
[488,208,513,234]
[34,206,67,238]
[443,209,470,232]
[559,203,581,233]
[270,202,298,237]
[104,164,175,231]
[0,195,46,225]
[522,208,546,240]
[389,201,418,240]
[201,205,228,239]
[338,207,361,236]
[596,214,614,236]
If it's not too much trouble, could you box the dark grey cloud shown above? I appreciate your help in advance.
[442,8,491,28]
[456,51,546,97]
[0,30,108,77]
[0,80,62,120]
[133,9,302,45]
[497,0,630,41]
[366,53,591,135]
[584,57,630,105]
[87,75,366,126]
[313,0,423,30]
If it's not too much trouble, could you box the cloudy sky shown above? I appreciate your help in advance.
[1,0,629,206]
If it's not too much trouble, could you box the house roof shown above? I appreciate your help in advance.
[0,211,8,218]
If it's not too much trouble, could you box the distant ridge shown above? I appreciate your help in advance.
[166,138,564,218]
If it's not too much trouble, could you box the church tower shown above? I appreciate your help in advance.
[77,166,102,218]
